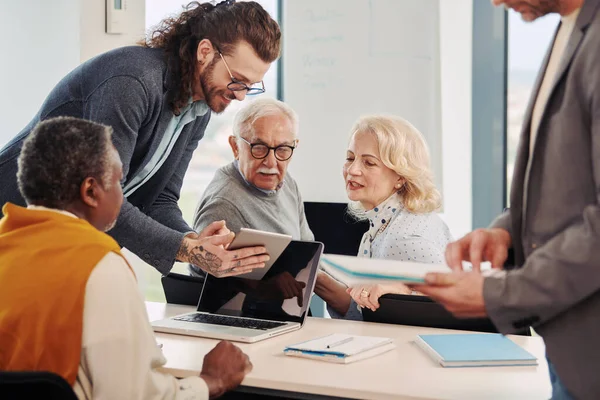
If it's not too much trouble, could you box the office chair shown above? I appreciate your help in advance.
[361,294,500,333]
[304,201,368,256]
[161,272,204,306]
[0,371,77,400]
[362,294,530,335]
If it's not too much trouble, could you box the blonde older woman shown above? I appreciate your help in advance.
[314,115,452,320]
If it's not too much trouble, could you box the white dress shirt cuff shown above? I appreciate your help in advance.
[176,376,210,400]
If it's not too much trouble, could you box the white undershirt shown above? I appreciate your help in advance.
[73,252,209,400]
[529,7,581,155]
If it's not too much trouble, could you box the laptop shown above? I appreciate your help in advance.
[152,240,324,343]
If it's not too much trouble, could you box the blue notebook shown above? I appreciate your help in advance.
[415,333,538,367]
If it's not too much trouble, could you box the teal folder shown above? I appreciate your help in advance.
[415,333,538,367]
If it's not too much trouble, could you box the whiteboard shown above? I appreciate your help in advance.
[283,0,442,203]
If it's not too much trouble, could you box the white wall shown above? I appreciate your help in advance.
[283,0,443,205]
[0,0,146,150]
[80,0,146,62]
[0,0,81,148]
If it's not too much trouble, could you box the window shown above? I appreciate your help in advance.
[506,10,559,202]
[136,0,279,301]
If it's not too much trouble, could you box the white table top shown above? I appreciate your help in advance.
[147,301,551,400]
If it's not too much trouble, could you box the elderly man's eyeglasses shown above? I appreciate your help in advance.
[218,51,265,95]
[239,137,297,161]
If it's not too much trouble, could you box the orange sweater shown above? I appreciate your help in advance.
[0,203,127,385]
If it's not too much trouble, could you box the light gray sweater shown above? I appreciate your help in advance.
[190,162,314,276]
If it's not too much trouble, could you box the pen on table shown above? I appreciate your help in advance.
[326,337,353,349]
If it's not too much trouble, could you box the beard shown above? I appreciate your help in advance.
[198,58,235,114]
[518,0,560,21]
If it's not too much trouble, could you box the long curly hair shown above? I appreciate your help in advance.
[141,1,281,115]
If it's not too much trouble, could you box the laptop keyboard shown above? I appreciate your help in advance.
[174,313,286,331]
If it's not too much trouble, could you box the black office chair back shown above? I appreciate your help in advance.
[304,202,368,256]
[161,272,205,306]
[362,294,530,335]
[361,294,499,332]
[0,371,78,400]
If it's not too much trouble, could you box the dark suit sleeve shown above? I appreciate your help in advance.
[484,62,600,334]
[84,76,186,274]
[145,114,210,234]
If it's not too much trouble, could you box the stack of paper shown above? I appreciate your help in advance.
[284,333,395,364]
[320,254,451,286]
[415,333,538,367]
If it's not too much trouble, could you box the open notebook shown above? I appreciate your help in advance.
[284,334,395,364]
[320,254,451,286]
[415,333,538,367]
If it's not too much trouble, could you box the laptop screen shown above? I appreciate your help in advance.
[197,240,323,324]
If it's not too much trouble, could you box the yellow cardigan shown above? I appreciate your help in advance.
[0,203,127,385]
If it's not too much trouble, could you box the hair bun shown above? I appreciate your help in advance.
[215,0,235,7]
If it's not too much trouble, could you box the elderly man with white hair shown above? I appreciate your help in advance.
[190,98,314,277]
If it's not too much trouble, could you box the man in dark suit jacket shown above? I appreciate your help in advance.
[415,0,600,398]
[0,1,280,277]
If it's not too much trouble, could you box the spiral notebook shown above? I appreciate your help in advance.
[284,334,395,364]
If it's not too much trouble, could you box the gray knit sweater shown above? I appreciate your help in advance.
[193,161,314,243]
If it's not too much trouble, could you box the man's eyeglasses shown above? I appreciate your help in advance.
[218,51,265,95]
[239,137,297,161]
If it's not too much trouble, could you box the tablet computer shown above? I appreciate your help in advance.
[229,228,293,280]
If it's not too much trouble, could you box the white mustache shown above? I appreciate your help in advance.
[257,168,278,174]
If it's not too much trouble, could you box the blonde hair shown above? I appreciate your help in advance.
[348,115,441,215]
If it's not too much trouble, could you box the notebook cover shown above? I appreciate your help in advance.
[285,333,393,357]
[416,333,537,366]
[284,343,396,364]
